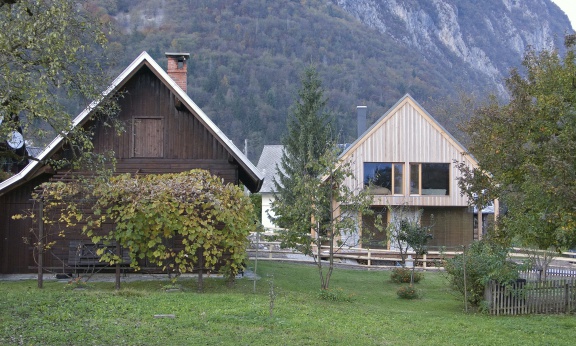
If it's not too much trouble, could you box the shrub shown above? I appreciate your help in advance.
[390,267,422,284]
[396,285,419,299]
[318,288,355,302]
[444,239,523,307]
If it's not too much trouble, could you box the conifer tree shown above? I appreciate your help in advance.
[271,67,373,290]
[271,66,333,241]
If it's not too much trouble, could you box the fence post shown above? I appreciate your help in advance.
[367,249,371,266]
[565,282,570,313]
[422,253,427,268]
[484,281,493,315]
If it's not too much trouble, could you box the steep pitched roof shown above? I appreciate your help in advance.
[0,51,263,195]
[339,94,476,164]
[256,145,284,193]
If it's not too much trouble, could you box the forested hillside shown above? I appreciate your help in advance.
[87,0,572,161]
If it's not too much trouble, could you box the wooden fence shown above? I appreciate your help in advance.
[520,268,576,282]
[485,279,576,315]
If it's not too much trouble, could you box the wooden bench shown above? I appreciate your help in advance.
[68,241,131,273]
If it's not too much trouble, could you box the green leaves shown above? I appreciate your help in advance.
[38,169,254,279]
[0,0,119,176]
[460,44,576,250]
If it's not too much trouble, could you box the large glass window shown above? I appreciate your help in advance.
[364,162,403,195]
[410,163,449,195]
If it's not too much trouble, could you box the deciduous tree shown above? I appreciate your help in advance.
[0,0,118,179]
[457,44,576,250]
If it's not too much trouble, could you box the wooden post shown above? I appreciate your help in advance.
[477,206,483,240]
[463,245,468,313]
[367,248,371,266]
[197,252,204,292]
[37,200,44,289]
[253,231,259,293]
[565,283,570,313]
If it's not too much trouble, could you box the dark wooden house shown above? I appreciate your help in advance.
[0,52,263,274]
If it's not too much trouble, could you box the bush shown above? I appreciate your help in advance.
[390,267,422,284]
[396,285,419,299]
[444,239,522,307]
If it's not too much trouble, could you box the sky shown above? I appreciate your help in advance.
[551,0,576,30]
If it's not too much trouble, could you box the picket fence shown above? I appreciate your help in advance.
[520,268,576,282]
[485,278,576,315]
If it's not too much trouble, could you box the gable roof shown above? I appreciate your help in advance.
[0,51,263,195]
[339,94,476,164]
[256,145,284,193]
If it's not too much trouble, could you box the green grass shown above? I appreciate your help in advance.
[1,262,574,345]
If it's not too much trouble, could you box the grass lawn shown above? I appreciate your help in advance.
[1,261,574,345]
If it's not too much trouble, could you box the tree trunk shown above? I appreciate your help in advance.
[115,244,121,290]
[37,201,44,289]
[197,252,204,292]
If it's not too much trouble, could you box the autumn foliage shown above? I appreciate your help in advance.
[35,169,255,279]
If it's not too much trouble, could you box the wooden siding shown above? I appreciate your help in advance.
[0,176,47,273]
[133,118,164,157]
[341,97,476,207]
[92,66,232,163]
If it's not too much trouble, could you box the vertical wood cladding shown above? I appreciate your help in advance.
[93,66,231,163]
[133,118,164,157]
[0,176,47,273]
[91,65,239,184]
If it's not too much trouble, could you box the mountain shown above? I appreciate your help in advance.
[90,0,573,162]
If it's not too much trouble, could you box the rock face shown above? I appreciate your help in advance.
[334,0,571,96]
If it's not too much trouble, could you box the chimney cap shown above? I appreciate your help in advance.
[165,52,190,60]
[357,105,367,109]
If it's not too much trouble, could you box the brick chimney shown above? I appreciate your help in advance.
[165,52,190,92]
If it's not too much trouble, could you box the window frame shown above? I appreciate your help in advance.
[363,162,404,195]
[409,162,450,196]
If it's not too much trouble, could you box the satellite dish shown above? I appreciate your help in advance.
[7,131,24,149]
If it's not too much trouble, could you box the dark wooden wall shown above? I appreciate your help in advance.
[0,65,243,273]
[92,66,239,183]
[0,176,47,273]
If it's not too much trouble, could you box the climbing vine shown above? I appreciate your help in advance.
[29,169,255,281]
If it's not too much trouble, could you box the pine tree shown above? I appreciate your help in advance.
[271,66,333,236]
[270,67,374,290]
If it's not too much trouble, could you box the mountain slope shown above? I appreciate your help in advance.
[91,0,572,161]
[336,0,569,96]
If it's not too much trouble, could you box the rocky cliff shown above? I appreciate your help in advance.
[335,0,571,96]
